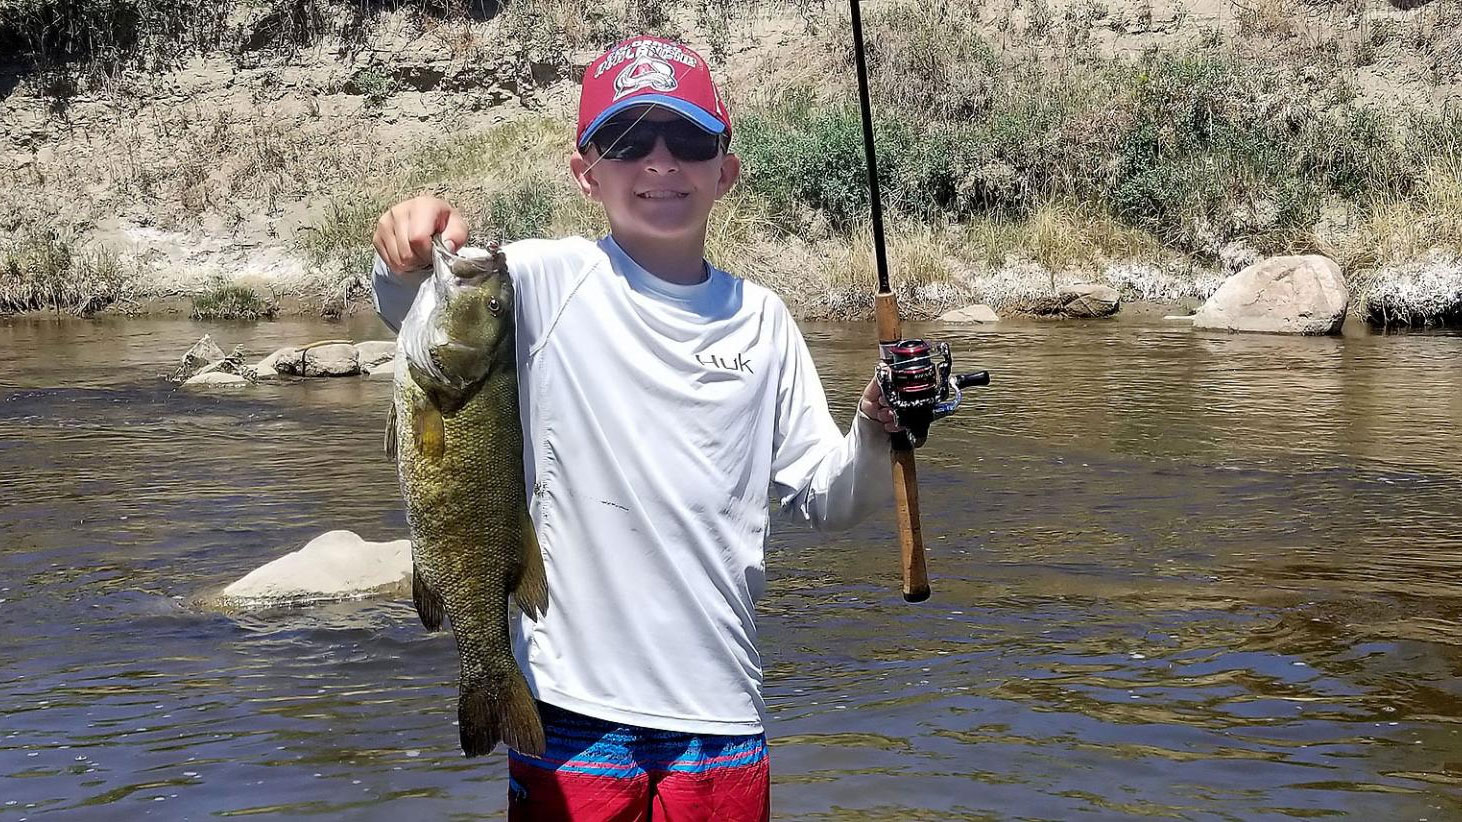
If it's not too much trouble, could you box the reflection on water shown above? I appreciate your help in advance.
[2,314,1460,819]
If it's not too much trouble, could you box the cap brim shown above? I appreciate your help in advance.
[578,95,727,148]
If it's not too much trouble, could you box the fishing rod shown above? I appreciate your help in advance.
[847,0,990,603]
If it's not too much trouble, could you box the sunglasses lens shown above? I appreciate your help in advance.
[664,123,722,162]
[591,123,654,160]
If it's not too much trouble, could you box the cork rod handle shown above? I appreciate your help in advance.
[874,292,930,602]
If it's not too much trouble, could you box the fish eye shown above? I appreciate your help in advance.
[487,297,502,315]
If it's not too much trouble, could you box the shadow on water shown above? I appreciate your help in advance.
[2,315,1461,819]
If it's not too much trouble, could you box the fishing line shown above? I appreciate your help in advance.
[580,102,663,175]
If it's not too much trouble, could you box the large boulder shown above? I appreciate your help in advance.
[1194,255,1347,335]
[302,343,360,377]
[939,304,1000,323]
[356,341,398,374]
[216,530,412,606]
[1058,284,1121,318]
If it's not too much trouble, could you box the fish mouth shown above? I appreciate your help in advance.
[432,235,499,283]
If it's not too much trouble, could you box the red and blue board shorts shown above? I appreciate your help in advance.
[507,702,770,821]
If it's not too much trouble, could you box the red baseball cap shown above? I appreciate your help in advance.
[576,36,732,150]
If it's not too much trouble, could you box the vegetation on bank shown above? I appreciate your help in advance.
[292,2,1462,321]
[190,282,277,320]
[0,231,130,316]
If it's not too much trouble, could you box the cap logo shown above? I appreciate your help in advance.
[613,54,678,100]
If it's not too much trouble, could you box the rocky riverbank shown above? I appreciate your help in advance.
[2,0,1460,325]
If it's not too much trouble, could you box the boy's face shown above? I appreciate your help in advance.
[569,107,740,244]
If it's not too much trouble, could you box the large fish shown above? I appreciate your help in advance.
[387,237,546,757]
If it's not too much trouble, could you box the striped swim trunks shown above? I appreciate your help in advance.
[507,702,769,821]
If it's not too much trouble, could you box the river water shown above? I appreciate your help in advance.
[2,313,1460,821]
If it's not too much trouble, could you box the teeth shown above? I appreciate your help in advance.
[639,191,687,199]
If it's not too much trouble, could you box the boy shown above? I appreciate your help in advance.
[371,34,901,821]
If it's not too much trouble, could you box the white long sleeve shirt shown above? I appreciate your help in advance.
[373,235,889,735]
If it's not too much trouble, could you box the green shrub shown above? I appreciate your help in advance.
[298,193,396,266]
[480,178,559,242]
[736,93,915,231]
[190,282,276,320]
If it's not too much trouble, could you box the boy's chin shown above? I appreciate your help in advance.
[620,213,708,240]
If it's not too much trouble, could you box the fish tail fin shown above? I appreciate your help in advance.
[459,672,544,757]
[412,565,446,631]
[514,511,548,621]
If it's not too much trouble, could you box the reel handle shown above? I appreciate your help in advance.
[956,371,990,389]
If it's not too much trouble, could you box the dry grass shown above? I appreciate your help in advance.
[952,201,1167,272]
[1329,158,1462,273]
[0,230,132,315]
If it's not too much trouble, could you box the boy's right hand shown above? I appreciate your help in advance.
[373,195,469,280]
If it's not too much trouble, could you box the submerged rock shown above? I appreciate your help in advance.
[252,347,294,379]
[1193,255,1347,335]
[939,304,1000,323]
[302,343,360,377]
[356,340,397,373]
[365,355,400,379]
[214,530,412,608]
[184,371,250,387]
[1058,284,1121,318]
[172,334,227,382]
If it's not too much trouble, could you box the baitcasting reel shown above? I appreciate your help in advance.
[876,339,990,450]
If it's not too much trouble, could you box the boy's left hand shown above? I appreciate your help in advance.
[859,378,903,433]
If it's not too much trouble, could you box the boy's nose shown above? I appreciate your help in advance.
[641,136,679,172]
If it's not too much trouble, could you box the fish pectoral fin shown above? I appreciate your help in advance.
[513,511,548,622]
[411,400,446,461]
[384,403,398,461]
[412,564,446,631]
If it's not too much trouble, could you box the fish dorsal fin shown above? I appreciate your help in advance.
[514,509,548,621]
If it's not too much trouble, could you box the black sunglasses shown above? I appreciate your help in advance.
[586,117,727,163]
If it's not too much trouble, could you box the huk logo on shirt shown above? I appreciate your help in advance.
[696,352,753,374]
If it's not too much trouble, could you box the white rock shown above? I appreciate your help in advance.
[365,355,399,379]
[252,347,293,379]
[268,347,304,376]
[302,343,360,377]
[220,530,412,604]
[183,334,226,365]
[174,334,228,381]
[183,372,249,387]
[356,340,397,373]
[939,304,1000,323]
[1193,255,1348,335]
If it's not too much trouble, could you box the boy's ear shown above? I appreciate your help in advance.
[569,150,598,200]
[716,152,742,198]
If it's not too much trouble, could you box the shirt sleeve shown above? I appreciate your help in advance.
[371,254,428,334]
[769,304,891,532]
